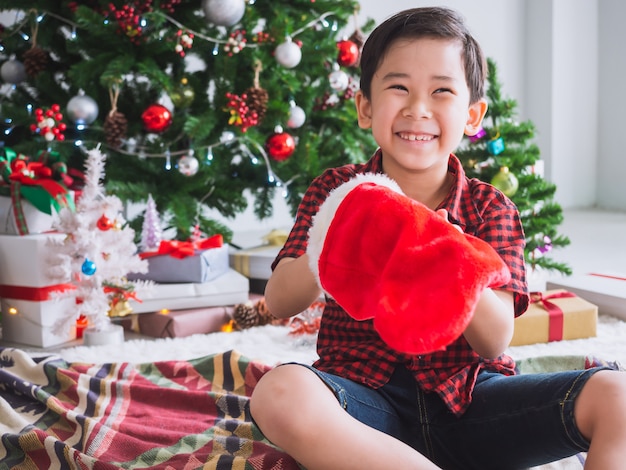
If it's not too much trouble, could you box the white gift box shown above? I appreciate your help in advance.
[129,268,249,314]
[1,296,76,348]
[0,233,66,287]
[0,233,76,347]
[546,273,626,321]
[229,245,280,280]
[0,196,56,235]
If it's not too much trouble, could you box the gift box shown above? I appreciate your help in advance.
[129,243,230,284]
[547,273,626,321]
[0,233,78,347]
[509,289,598,347]
[230,244,281,280]
[1,296,77,348]
[129,235,229,284]
[0,147,74,235]
[128,268,249,314]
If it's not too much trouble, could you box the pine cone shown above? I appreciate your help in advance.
[233,301,259,330]
[244,86,269,122]
[103,110,128,148]
[23,46,49,78]
[255,297,283,326]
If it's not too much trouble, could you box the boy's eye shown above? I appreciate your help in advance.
[389,84,408,91]
[433,88,453,94]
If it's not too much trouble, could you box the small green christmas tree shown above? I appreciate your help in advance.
[456,58,571,276]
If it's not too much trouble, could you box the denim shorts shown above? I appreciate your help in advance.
[294,362,611,470]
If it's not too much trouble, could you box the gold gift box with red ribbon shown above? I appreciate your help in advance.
[509,289,598,347]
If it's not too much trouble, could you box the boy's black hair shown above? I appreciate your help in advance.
[359,7,486,104]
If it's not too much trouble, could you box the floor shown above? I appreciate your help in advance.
[542,208,626,281]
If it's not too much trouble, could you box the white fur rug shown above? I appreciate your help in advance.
[50,314,625,367]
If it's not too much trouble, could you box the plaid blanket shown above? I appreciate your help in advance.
[0,348,302,469]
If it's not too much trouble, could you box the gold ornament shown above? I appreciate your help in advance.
[108,300,133,317]
[491,166,519,197]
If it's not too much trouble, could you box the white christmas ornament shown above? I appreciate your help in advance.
[329,69,349,91]
[67,91,99,125]
[287,105,306,128]
[178,154,200,176]
[0,58,27,84]
[275,38,302,69]
[202,0,246,26]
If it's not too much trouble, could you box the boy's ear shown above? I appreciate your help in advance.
[355,90,372,129]
[465,99,488,136]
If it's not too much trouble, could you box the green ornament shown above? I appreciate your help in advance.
[170,78,195,109]
[491,166,519,197]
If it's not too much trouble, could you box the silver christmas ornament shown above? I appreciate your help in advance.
[275,39,302,69]
[177,154,200,176]
[287,105,306,128]
[0,58,27,84]
[67,91,99,125]
[329,69,349,91]
[202,0,246,26]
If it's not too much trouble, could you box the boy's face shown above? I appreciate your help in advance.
[355,37,487,176]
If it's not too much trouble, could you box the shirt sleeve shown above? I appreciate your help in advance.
[471,186,529,316]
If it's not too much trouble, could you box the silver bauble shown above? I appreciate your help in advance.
[202,0,246,26]
[0,59,27,84]
[177,155,200,176]
[329,69,349,91]
[67,92,99,125]
[287,105,306,129]
[275,39,302,69]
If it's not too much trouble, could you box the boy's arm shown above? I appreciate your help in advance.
[264,254,322,319]
[463,288,515,359]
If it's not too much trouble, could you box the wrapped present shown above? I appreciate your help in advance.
[509,289,598,347]
[128,268,249,314]
[0,148,74,235]
[129,235,229,284]
[0,233,78,347]
[547,273,626,321]
[229,229,286,283]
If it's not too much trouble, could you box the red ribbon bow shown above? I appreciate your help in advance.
[530,291,576,342]
[140,234,224,259]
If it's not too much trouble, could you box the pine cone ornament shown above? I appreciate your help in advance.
[23,46,49,78]
[255,297,283,326]
[103,110,128,148]
[244,86,268,122]
[233,301,259,330]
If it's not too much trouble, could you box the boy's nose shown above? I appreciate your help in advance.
[403,96,432,119]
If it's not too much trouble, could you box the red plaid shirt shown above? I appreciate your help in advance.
[273,150,529,416]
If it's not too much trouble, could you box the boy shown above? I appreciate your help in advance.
[250,7,626,470]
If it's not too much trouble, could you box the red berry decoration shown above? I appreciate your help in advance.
[266,128,296,161]
[336,39,359,67]
[141,104,173,133]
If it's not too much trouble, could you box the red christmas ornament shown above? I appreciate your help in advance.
[141,104,173,133]
[97,214,113,231]
[336,39,359,67]
[266,130,296,161]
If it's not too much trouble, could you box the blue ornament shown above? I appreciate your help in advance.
[487,136,505,156]
[81,258,97,276]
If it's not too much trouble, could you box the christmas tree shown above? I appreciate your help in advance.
[0,1,376,241]
[455,58,571,275]
[46,146,148,335]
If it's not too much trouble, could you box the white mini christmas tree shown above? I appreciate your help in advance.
[140,194,163,252]
[47,146,148,335]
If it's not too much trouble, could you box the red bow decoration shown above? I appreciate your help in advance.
[103,284,141,304]
[140,234,224,259]
[530,290,576,342]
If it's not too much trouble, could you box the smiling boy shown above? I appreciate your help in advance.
[250,7,626,470]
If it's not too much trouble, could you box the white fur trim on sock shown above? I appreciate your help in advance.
[306,173,403,287]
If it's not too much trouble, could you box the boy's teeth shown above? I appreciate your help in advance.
[399,133,432,141]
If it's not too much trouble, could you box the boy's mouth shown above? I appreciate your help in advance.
[397,132,435,142]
